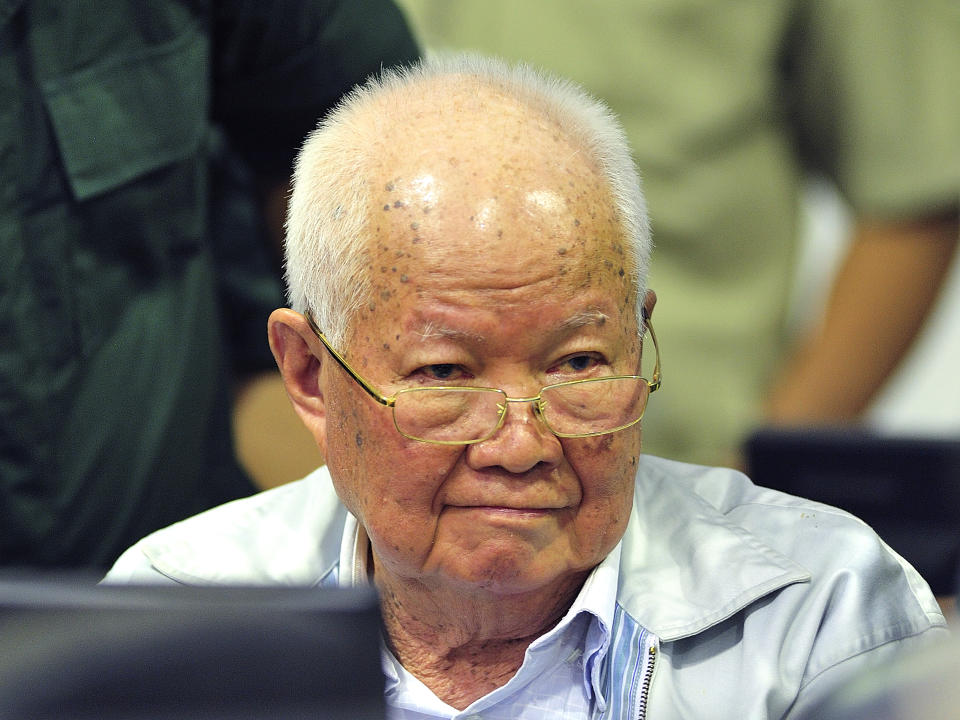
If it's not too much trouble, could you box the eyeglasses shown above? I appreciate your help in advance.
[304,311,661,445]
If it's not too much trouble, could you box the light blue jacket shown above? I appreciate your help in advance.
[106,455,948,719]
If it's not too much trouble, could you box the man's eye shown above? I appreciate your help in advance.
[418,364,468,381]
[551,354,602,374]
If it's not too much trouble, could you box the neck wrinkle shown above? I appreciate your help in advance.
[372,555,587,710]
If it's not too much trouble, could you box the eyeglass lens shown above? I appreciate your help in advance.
[392,377,651,443]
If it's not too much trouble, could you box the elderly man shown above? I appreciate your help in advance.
[107,55,946,719]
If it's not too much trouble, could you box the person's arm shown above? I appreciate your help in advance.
[766,211,958,422]
[233,367,322,490]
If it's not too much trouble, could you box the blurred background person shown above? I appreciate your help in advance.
[0,0,418,568]
[396,0,959,467]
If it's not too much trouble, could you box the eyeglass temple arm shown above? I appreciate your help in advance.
[302,311,395,407]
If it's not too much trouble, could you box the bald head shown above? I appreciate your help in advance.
[285,54,650,347]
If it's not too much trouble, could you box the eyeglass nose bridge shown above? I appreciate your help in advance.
[491,393,552,436]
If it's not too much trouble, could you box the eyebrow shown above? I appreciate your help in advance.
[558,309,610,331]
[413,309,609,343]
[415,322,487,344]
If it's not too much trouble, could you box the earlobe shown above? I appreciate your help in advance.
[268,308,328,456]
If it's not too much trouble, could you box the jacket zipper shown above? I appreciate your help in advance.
[636,644,657,720]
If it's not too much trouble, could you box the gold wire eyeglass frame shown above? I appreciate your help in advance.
[303,309,662,445]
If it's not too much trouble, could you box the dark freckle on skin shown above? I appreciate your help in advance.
[355,432,364,448]
[391,267,397,272]
[630,456,638,466]
[619,267,625,277]
[422,206,431,214]
[449,156,459,166]
[393,200,404,208]
[497,229,503,238]
[412,236,421,243]
[558,265,567,275]
[400,274,409,283]
[395,334,400,341]
[557,247,567,256]
[381,266,388,273]
[380,290,391,300]
[383,204,390,211]
[604,260,614,270]
[410,222,419,231]
[385,182,395,192]
[469,216,474,222]
[383,343,390,351]
[574,219,580,226]
[368,301,376,311]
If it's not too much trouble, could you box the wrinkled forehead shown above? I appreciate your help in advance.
[370,86,625,260]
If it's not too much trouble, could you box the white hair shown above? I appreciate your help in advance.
[285,53,651,347]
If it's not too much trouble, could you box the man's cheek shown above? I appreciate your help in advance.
[567,433,639,495]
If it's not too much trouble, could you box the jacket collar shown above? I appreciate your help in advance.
[617,456,811,641]
[140,468,347,586]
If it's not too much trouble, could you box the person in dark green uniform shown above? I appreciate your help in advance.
[0,0,418,568]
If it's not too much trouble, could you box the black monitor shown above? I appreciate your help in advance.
[745,427,960,596]
[0,574,385,720]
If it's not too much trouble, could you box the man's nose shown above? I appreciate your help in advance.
[466,398,564,474]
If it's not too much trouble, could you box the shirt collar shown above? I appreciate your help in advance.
[550,541,620,710]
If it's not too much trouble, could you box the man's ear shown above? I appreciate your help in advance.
[268,308,329,458]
